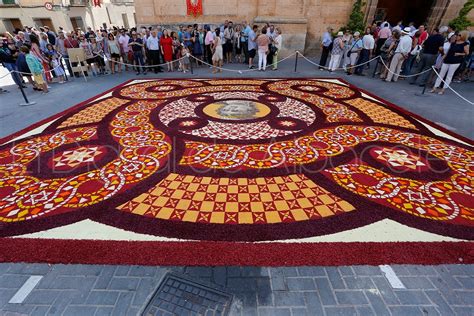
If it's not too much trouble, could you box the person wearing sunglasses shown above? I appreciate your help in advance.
[128,32,147,75]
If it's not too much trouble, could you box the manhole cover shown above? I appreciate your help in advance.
[142,273,233,316]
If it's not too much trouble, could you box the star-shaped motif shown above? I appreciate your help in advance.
[402,189,430,204]
[53,147,102,168]
[180,120,197,127]
[280,120,296,127]
[374,148,425,170]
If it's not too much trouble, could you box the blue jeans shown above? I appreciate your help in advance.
[355,49,370,74]
[402,54,416,75]
[133,51,145,73]
[3,63,23,87]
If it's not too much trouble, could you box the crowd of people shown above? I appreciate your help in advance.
[318,21,473,95]
[0,21,284,94]
[0,19,472,96]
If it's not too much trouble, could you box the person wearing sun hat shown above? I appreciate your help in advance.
[385,26,413,82]
[328,31,345,71]
[346,31,363,75]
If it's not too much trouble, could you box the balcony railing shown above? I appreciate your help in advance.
[111,0,134,4]
[70,0,87,6]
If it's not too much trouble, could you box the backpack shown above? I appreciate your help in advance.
[328,40,334,51]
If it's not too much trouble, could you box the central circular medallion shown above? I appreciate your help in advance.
[203,100,271,121]
[156,92,317,142]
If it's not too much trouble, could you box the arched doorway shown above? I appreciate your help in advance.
[365,0,451,29]
[374,0,435,25]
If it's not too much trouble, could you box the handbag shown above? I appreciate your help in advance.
[270,45,278,55]
[328,41,333,51]
[410,44,422,56]
[346,40,357,58]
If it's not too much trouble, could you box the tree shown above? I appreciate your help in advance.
[344,0,365,33]
[449,0,474,31]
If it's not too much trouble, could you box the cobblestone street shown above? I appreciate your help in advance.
[0,263,473,315]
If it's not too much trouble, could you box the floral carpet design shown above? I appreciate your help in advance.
[0,78,473,247]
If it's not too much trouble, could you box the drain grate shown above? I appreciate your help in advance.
[142,273,233,316]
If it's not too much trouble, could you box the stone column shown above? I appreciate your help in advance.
[426,0,450,30]
[255,0,308,57]
[254,16,308,57]
[364,0,379,24]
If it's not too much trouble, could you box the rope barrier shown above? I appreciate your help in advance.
[0,71,14,80]
[378,57,433,78]
[297,51,380,71]
[13,63,64,76]
[188,51,298,73]
[95,52,188,68]
[2,49,472,105]
[430,66,474,105]
[0,62,62,79]
[296,50,471,105]
[0,51,66,78]
[375,56,473,105]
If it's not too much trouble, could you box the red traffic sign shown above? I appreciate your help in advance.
[44,2,53,10]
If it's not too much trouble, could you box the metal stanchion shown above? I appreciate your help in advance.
[294,51,299,72]
[78,56,87,82]
[372,58,379,78]
[67,57,76,81]
[189,55,194,74]
[62,59,68,81]
[414,69,433,97]
[19,84,36,106]
[420,84,427,95]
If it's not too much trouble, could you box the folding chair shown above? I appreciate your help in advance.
[67,48,90,81]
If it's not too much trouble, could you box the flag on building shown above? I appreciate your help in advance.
[187,0,202,17]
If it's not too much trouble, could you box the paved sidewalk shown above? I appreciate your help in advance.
[0,263,473,316]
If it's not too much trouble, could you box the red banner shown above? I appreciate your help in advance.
[187,0,202,17]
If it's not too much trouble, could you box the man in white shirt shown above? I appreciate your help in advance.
[267,24,276,65]
[385,27,413,82]
[268,25,276,39]
[355,28,375,75]
[319,26,333,70]
[242,21,252,63]
[204,25,215,65]
[248,25,258,69]
[118,29,131,71]
[146,29,161,73]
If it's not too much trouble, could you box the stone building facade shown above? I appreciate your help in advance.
[134,0,472,56]
[0,0,135,33]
